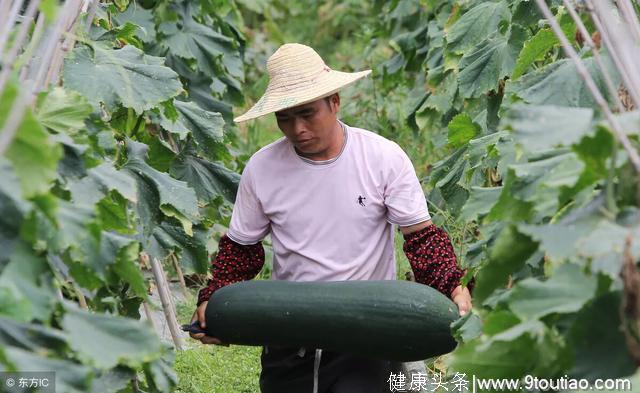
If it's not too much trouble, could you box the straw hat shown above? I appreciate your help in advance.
[233,43,372,123]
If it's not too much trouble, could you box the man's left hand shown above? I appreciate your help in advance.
[451,285,472,316]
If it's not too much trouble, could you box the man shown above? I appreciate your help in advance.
[190,43,474,393]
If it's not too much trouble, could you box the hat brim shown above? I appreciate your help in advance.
[233,69,372,123]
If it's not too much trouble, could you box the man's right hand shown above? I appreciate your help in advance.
[189,301,229,346]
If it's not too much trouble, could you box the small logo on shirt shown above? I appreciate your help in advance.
[357,195,367,207]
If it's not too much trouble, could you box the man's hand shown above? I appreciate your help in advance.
[451,285,472,316]
[189,301,229,346]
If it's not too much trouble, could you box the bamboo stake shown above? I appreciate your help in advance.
[0,0,25,57]
[156,256,178,320]
[562,0,625,112]
[0,0,13,33]
[585,5,640,110]
[18,13,45,82]
[0,0,40,97]
[149,254,183,350]
[0,0,79,155]
[31,0,78,95]
[618,0,640,42]
[588,0,640,107]
[46,1,85,87]
[534,0,640,173]
[170,253,189,298]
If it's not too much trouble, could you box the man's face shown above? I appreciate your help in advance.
[274,94,340,155]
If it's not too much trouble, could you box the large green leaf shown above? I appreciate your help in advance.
[506,55,620,107]
[502,105,594,152]
[124,140,199,236]
[459,187,502,222]
[512,29,557,79]
[61,304,164,369]
[4,346,91,392]
[0,317,68,354]
[447,113,480,148]
[148,220,209,274]
[521,217,640,278]
[170,152,240,203]
[503,152,584,219]
[473,226,538,302]
[36,87,92,134]
[69,162,137,206]
[63,45,182,113]
[0,243,56,322]
[458,25,526,98]
[448,319,568,379]
[567,291,636,380]
[160,100,225,160]
[446,1,510,54]
[113,4,156,43]
[0,84,62,198]
[507,263,597,320]
[159,2,243,79]
[0,158,29,262]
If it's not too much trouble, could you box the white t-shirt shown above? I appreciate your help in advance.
[227,120,431,282]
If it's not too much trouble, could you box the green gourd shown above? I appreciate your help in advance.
[205,279,460,361]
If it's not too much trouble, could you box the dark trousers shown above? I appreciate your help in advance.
[259,346,400,393]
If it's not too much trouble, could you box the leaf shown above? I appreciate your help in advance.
[0,158,29,262]
[567,291,636,380]
[512,29,557,79]
[159,2,243,79]
[123,140,199,236]
[473,226,538,302]
[148,221,209,274]
[81,231,137,280]
[63,45,183,113]
[451,312,482,343]
[0,243,56,322]
[423,71,458,113]
[69,162,138,206]
[0,317,68,354]
[170,151,240,203]
[458,25,527,98]
[502,152,584,218]
[447,335,538,379]
[449,316,570,378]
[447,113,480,148]
[446,1,511,54]
[519,223,591,261]
[4,346,90,392]
[61,304,164,369]
[502,104,594,152]
[576,221,640,278]
[91,367,135,393]
[112,5,156,43]
[160,100,225,160]
[36,87,92,134]
[459,187,502,222]
[0,84,62,198]
[145,354,178,392]
[506,55,621,107]
[508,263,597,320]
[485,169,533,222]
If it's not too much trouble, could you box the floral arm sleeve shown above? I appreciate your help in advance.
[402,224,475,299]
[196,234,266,306]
